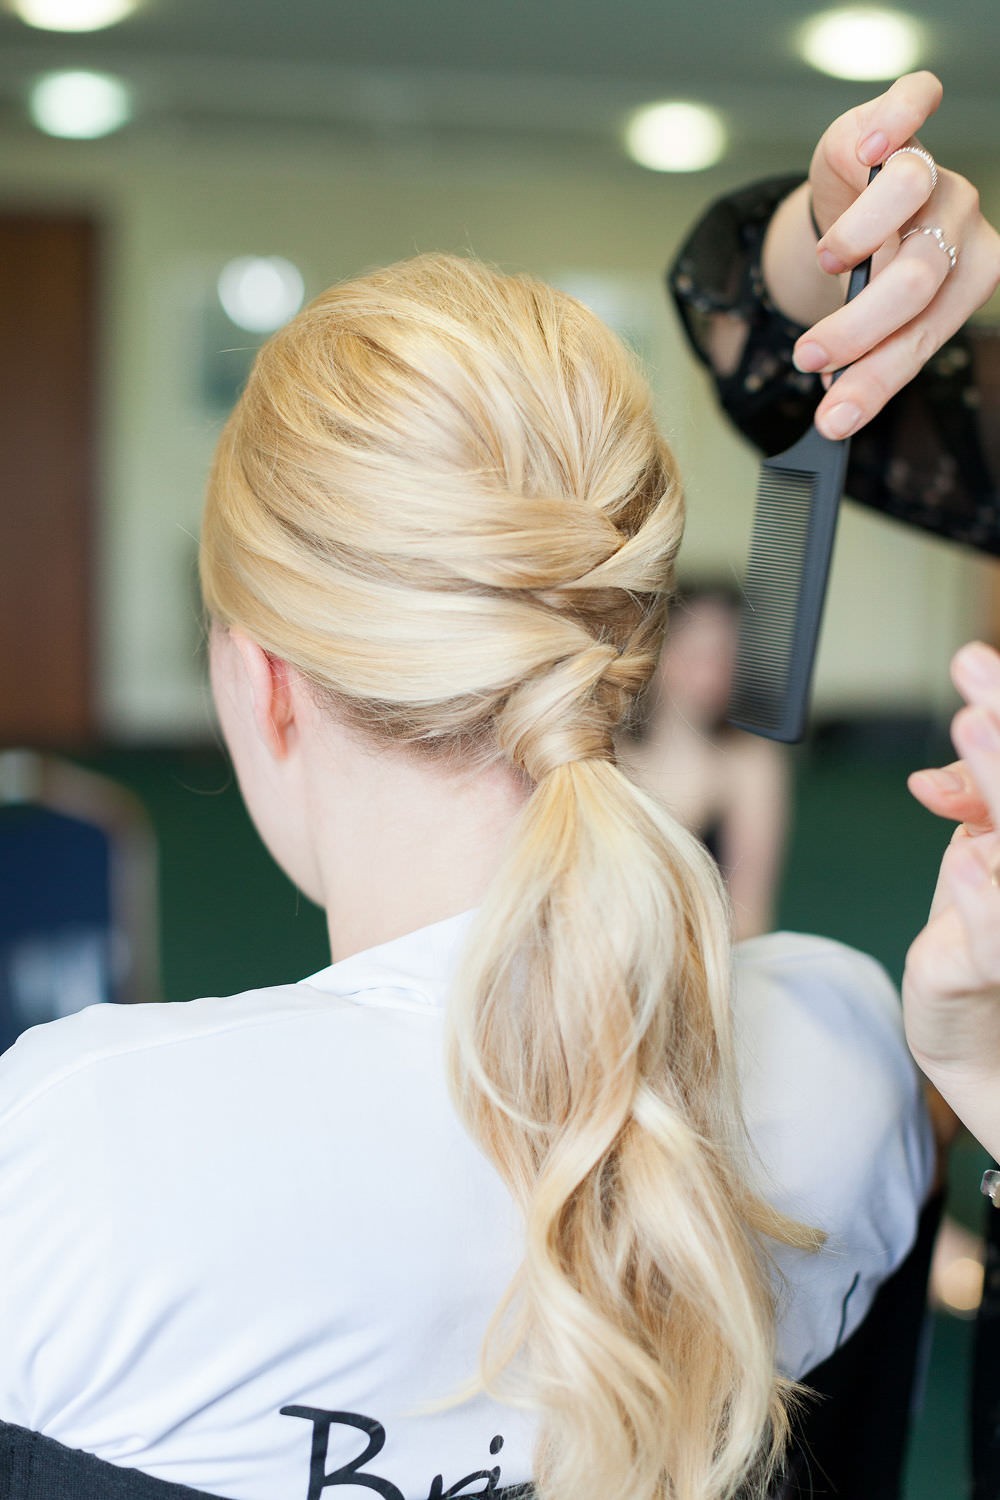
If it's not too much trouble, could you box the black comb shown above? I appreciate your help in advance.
[727,169,879,743]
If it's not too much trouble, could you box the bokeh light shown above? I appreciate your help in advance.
[799,7,923,80]
[29,71,132,139]
[624,101,727,173]
[217,257,306,334]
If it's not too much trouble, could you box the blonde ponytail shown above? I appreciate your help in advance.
[451,755,812,1500]
[201,251,820,1500]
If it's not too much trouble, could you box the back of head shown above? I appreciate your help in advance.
[202,253,677,766]
[201,253,815,1500]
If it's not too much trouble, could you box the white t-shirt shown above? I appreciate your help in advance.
[0,915,933,1500]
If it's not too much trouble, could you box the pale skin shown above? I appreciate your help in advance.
[209,625,529,962]
[905,642,1000,1162]
[759,71,1000,441]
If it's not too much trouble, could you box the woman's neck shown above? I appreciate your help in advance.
[307,741,531,962]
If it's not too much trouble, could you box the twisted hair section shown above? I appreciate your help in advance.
[200,252,820,1500]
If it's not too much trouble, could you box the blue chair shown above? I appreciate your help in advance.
[0,751,159,1053]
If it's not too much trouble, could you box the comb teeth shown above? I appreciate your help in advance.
[729,468,817,736]
[726,169,878,744]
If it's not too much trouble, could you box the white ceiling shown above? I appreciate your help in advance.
[0,1,996,164]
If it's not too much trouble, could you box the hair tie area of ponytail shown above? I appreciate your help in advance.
[497,643,644,784]
[523,729,618,783]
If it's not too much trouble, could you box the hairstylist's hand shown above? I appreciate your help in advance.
[904,642,1000,1159]
[762,72,1000,442]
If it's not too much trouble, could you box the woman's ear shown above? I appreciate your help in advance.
[228,631,298,759]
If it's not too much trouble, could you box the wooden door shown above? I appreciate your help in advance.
[0,214,98,745]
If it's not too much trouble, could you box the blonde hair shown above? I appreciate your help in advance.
[200,253,819,1500]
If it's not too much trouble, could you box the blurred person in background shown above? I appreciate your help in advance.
[619,580,789,940]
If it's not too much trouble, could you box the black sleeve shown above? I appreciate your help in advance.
[668,176,1000,556]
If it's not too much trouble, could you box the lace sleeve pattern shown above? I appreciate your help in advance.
[668,177,1000,555]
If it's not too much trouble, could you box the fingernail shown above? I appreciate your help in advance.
[955,641,1000,687]
[817,248,844,275]
[963,707,1000,752]
[822,402,861,439]
[914,767,964,794]
[793,340,829,373]
[859,130,888,165]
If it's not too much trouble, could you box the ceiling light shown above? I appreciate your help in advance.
[799,7,923,80]
[217,258,305,334]
[624,102,726,173]
[29,71,132,139]
[11,0,137,31]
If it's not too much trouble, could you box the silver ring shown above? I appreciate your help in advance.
[885,145,939,194]
[899,224,959,272]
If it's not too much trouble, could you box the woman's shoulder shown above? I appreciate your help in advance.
[0,983,310,1130]
[733,930,922,1148]
[735,929,901,1028]
[734,932,935,1375]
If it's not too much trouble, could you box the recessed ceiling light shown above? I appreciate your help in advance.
[624,101,727,173]
[799,7,923,80]
[217,258,305,334]
[11,0,137,31]
[29,70,132,138]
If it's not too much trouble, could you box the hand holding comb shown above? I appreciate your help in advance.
[727,165,880,743]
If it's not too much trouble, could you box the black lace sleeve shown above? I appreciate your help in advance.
[668,177,1000,555]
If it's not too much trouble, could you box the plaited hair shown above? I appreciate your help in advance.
[201,253,820,1500]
